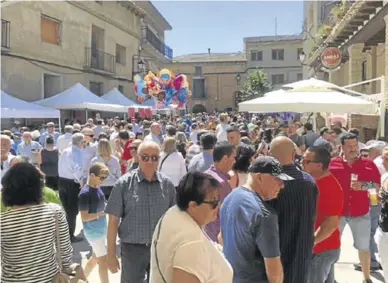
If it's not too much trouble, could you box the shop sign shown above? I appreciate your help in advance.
[321,47,342,70]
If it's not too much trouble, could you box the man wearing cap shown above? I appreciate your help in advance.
[268,136,319,283]
[220,156,292,283]
[39,122,60,147]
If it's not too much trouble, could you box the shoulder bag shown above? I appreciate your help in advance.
[159,154,171,171]
[52,206,88,283]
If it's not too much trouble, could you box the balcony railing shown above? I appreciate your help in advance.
[2,19,10,49]
[85,47,115,73]
[145,27,173,60]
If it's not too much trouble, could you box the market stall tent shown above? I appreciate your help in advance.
[34,83,127,112]
[238,88,376,114]
[101,88,138,106]
[1,90,60,118]
[283,78,339,89]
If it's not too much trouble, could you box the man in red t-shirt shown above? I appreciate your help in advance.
[303,146,344,283]
[329,133,380,283]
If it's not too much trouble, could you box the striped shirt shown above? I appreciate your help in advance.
[1,203,73,283]
[267,165,318,283]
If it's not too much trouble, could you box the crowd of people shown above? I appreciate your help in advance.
[1,111,388,283]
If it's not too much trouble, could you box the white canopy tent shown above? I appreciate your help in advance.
[1,90,60,118]
[34,83,127,112]
[101,88,139,106]
[239,88,376,114]
[283,78,339,89]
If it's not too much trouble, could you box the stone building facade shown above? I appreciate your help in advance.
[167,52,246,113]
[1,0,172,105]
[244,35,304,89]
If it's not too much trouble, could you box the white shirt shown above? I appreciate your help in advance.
[144,133,161,147]
[158,152,187,187]
[150,206,233,283]
[374,156,387,175]
[90,155,121,187]
[1,153,15,182]
[190,130,199,144]
[58,147,83,183]
[216,123,230,142]
[56,133,72,153]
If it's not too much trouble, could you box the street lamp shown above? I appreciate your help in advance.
[137,59,145,71]
[235,73,241,85]
[298,50,306,65]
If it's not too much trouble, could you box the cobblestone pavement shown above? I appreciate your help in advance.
[74,216,385,283]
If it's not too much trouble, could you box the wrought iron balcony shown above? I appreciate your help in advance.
[85,47,115,73]
[145,27,173,60]
[2,19,10,49]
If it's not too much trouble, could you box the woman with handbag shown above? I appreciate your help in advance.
[158,137,187,188]
[150,172,233,283]
[1,162,86,283]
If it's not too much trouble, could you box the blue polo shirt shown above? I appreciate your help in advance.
[220,187,280,283]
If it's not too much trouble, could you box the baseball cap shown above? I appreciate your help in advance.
[46,122,55,127]
[248,156,294,181]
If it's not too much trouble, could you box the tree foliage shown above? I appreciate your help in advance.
[241,69,272,101]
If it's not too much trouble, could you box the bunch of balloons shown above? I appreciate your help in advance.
[133,69,190,108]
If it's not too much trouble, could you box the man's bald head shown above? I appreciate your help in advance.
[138,141,160,155]
[270,136,295,165]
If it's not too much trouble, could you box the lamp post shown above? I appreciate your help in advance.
[298,50,306,64]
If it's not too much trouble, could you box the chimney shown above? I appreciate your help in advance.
[208,48,211,55]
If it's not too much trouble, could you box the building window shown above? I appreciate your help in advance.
[362,60,367,81]
[90,81,103,96]
[297,73,303,81]
[118,85,124,94]
[192,78,206,99]
[195,66,203,77]
[271,74,285,85]
[272,49,284,60]
[251,51,263,61]
[41,15,61,45]
[43,74,61,99]
[116,44,126,65]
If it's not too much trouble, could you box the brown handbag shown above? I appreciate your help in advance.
[52,207,88,283]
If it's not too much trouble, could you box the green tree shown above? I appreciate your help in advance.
[241,69,271,101]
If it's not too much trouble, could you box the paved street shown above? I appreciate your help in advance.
[73,215,385,283]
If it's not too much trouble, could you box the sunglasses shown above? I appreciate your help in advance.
[98,175,108,181]
[130,146,138,151]
[202,199,220,209]
[141,154,159,163]
[85,134,94,138]
[361,154,369,158]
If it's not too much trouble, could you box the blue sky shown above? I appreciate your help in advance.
[152,1,304,57]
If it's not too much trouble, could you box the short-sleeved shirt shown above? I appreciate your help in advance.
[105,169,176,244]
[188,151,214,173]
[150,206,233,283]
[121,140,132,174]
[221,187,280,283]
[78,185,107,241]
[329,157,381,217]
[17,141,42,163]
[314,173,344,254]
[266,165,318,283]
